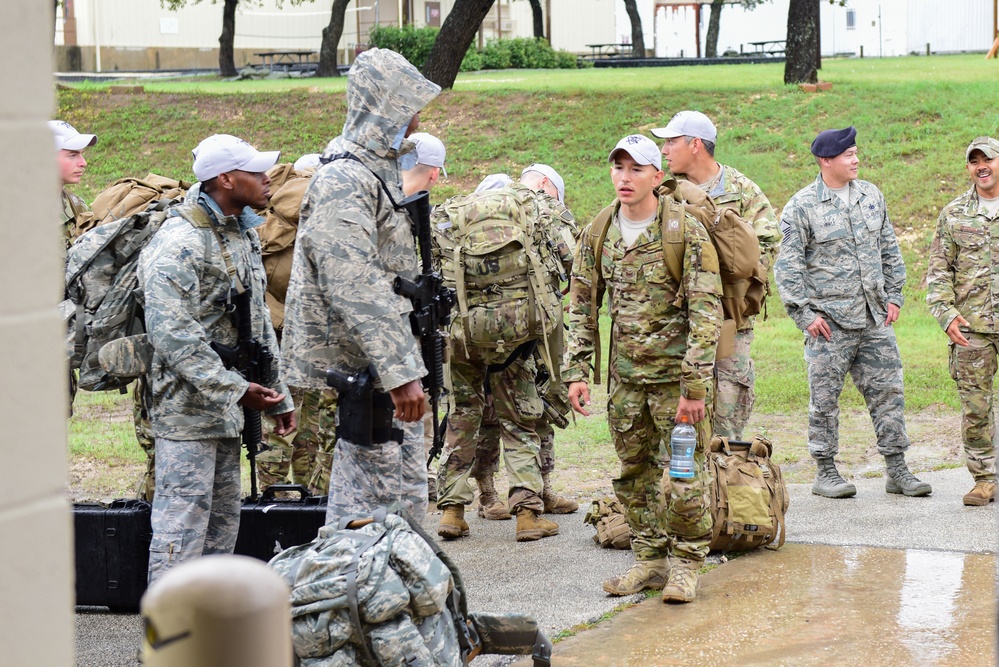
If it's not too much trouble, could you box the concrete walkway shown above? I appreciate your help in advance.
[75,467,996,666]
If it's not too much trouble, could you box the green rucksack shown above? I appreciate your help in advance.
[433,183,564,370]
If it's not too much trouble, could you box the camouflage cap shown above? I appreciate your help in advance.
[966,136,999,161]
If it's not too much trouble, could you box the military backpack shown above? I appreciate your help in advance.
[89,173,192,226]
[707,435,789,552]
[586,179,764,380]
[434,183,564,370]
[268,508,552,666]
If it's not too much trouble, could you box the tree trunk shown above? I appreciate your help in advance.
[317,0,351,77]
[784,0,819,84]
[528,0,545,40]
[218,0,238,77]
[622,0,644,58]
[422,0,495,90]
[705,0,723,58]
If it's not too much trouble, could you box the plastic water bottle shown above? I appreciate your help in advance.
[669,416,697,479]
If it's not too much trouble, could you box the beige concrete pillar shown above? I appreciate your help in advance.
[0,2,74,665]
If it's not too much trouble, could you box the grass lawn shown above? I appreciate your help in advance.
[64,53,993,499]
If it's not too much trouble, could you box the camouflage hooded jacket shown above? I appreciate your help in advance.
[563,192,723,398]
[137,191,293,440]
[281,48,441,393]
[775,175,906,332]
[926,186,999,333]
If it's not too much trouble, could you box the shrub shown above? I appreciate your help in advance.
[367,25,439,69]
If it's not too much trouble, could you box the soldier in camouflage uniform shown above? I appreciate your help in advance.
[565,135,723,603]
[50,120,97,250]
[467,165,579,521]
[925,136,999,507]
[281,48,440,524]
[432,176,569,542]
[653,111,780,440]
[401,132,448,505]
[139,134,296,583]
[256,160,334,497]
[774,126,930,500]
[52,120,97,413]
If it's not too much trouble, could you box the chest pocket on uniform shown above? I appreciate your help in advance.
[953,226,987,249]
[812,219,850,244]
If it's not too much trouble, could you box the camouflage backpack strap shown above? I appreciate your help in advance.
[175,206,247,295]
[586,202,617,385]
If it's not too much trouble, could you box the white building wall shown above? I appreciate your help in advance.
[906,0,992,54]
[550,0,617,53]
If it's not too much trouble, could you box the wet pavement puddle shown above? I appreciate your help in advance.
[517,543,996,666]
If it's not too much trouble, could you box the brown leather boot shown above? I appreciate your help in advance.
[515,509,559,542]
[963,480,997,506]
[475,474,512,520]
[541,473,579,514]
[437,505,470,539]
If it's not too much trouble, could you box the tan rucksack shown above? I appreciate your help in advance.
[583,496,631,550]
[707,435,789,552]
[89,174,192,226]
[586,179,764,381]
[257,164,315,331]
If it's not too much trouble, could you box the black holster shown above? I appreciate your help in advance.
[327,367,403,446]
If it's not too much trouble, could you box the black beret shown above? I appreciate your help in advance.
[811,126,857,158]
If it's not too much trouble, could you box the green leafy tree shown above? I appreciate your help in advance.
[422,0,496,89]
[160,0,256,76]
[705,0,769,58]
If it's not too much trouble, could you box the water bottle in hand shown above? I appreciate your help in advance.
[669,416,696,479]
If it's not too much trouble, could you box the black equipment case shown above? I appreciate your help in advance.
[73,486,327,610]
[73,498,152,611]
[233,485,327,561]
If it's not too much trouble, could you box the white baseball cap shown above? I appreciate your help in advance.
[475,173,513,193]
[409,132,447,176]
[191,134,280,182]
[521,163,565,203]
[293,153,321,171]
[49,120,97,152]
[651,110,717,143]
[609,135,663,171]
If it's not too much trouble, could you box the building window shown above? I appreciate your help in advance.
[846,9,855,30]
[426,2,441,27]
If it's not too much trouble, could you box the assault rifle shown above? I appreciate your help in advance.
[393,190,456,466]
[211,287,272,501]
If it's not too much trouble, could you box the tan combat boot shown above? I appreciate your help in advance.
[541,473,579,514]
[661,557,700,603]
[963,480,997,506]
[601,558,669,596]
[515,509,559,542]
[475,474,512,520]
[437,505,470,539]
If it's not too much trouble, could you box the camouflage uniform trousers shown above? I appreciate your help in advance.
[713,328,756,441]
[470,413,556,479]
[804,313,911,458]
[325,417,428,525]
[133,377,156,501]
[948,331,999,482]
[608,378,713,562]
[437,350,545,514]
[147,436,242,584]
[257,386,335,496]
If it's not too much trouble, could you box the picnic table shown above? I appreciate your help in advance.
[746,40,785,57]
[585,43,636,59]
[253,51,318,72]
